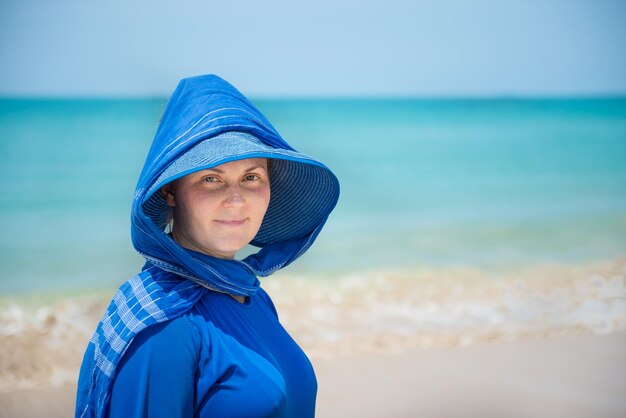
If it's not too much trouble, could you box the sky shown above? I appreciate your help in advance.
[1,0,625,97]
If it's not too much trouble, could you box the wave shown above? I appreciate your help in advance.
[267,257,626,358]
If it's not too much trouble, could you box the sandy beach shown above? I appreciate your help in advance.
[314,330,626,418]
[1,330,624,418]
[1,259,625,417]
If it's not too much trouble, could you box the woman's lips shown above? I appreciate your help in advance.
[215,218,247,226]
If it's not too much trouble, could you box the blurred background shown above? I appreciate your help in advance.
[0,0,625,417]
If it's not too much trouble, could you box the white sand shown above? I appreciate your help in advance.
[1,331,624,418]
[314,331,626,418]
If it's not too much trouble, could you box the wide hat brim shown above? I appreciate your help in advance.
[142,131,340,246]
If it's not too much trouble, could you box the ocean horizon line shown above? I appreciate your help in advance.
[1,94,626,103]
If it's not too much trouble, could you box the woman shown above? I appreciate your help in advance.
[75,74,340,418]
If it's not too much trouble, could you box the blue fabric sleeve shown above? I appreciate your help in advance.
[108,315,200,418]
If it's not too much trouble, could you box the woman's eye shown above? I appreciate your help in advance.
[203,176,219,183]
[244,174,260,182]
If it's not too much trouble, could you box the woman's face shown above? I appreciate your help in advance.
[160,158,270,259]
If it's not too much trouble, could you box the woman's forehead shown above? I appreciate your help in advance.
[205,157,268,172]
[181,158,268,179]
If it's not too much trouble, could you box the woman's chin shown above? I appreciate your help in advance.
[203,242,250,259]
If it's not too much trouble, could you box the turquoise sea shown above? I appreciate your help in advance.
[0,98,625,294]
[1,98,626,387]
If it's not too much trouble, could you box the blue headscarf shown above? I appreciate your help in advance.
[75,74,339,418]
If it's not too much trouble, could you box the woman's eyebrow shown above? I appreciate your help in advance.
[243,165,268,172]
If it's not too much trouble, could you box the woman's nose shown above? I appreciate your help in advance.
[223,185,245,206]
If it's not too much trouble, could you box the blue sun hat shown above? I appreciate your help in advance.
[131,74,340,295]
[143,131,338,246]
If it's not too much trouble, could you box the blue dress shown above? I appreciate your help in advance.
[93,287,317,417]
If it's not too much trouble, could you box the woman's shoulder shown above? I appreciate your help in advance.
[255,286,280,319]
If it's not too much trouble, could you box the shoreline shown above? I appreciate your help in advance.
[1,257,625,394]
[1,330,624,418]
